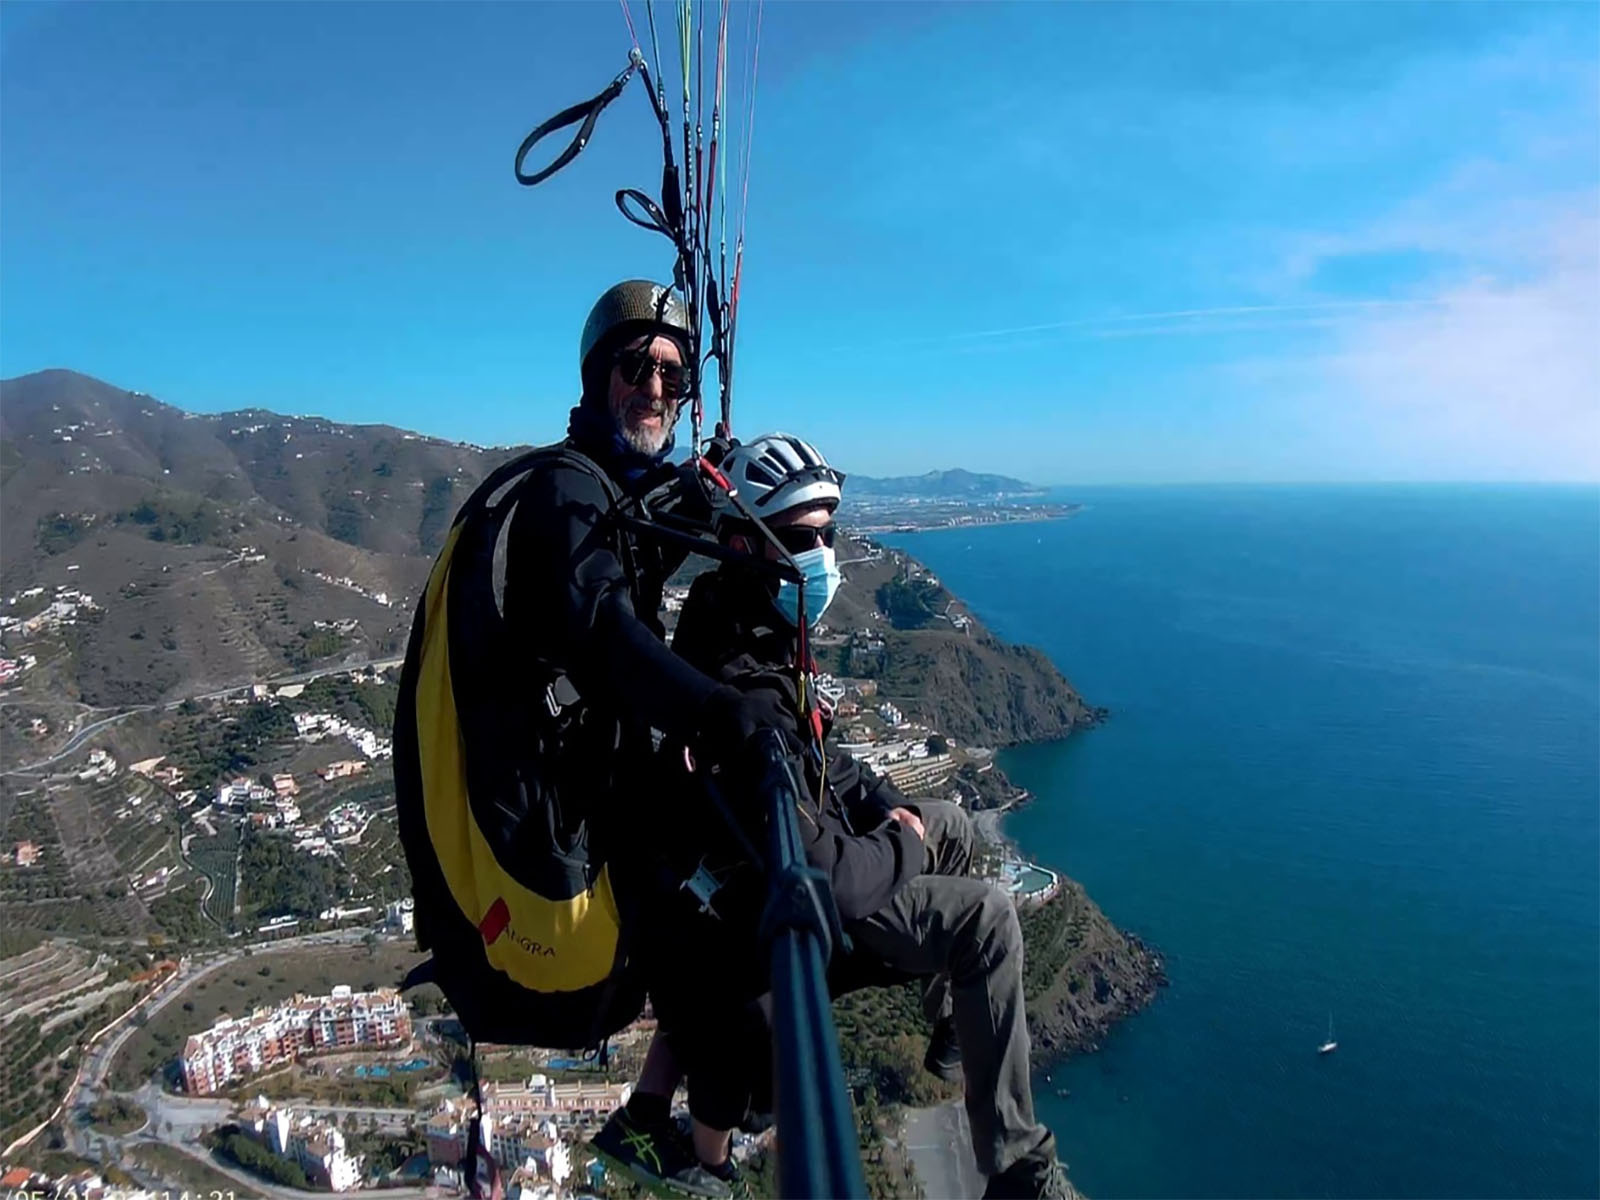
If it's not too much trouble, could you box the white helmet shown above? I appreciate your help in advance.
[719,433,845,518]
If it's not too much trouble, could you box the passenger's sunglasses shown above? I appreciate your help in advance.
[613,348,690,400]
[771,523,838,554]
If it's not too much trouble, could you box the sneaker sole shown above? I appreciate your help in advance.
[586,1142,732,1200]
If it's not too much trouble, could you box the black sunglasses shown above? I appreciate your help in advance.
[772,523,837,554]
[614,347,690,399]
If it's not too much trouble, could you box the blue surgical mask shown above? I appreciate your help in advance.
[774,545,841,629]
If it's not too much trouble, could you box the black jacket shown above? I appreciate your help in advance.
[501,441,726,775]
[674,567,921,922]
[671,564,790,683]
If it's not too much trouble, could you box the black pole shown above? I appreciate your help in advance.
[753,729,867,1200]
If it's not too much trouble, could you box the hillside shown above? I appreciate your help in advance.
[0,369,516,562]
[822,536,1101,745]
[1,369,1088,722]
[0,370,527,706]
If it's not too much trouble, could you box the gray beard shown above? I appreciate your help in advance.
[617,412,677,456]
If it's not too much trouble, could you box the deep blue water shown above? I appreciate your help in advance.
[884,485,1600,1200]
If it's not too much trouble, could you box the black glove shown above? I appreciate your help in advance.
[697,683,799,755]
[704,432,738,468]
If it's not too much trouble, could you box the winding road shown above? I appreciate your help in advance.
[45,929,431,1197]
[1,656,403,777]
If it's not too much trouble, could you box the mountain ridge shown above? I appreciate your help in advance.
[0,367,1075,725]
[2,369,1042,514]
[846,466,1044,497]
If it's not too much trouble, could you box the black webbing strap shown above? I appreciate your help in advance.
[514,55,641,188]
[464,1038,501,1200]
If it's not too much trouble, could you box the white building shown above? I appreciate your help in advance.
[515,1136,572,1189]
[386,897,415,934]
[215,777,266,809]
[244,1099,364,1191]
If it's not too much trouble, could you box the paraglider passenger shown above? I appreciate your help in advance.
[599,434,1070,1199]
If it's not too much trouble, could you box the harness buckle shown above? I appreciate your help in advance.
[681,858,724,920]
[545,673,581,718]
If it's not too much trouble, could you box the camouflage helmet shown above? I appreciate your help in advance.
[579,280,692,378]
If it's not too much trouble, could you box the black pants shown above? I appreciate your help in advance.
[614,837,772,1131]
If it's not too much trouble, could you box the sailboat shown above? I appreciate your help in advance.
[1317,1013,1338,1055]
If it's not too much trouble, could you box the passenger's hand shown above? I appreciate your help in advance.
[702,433,737,469]
[889,807,925,841]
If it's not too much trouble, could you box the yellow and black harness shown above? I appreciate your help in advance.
[394,444,645,1048]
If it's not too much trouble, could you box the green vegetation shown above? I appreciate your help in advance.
[0,791,72,908]
[849,628,1086,748]
[86,1096,147,1134]
[239,828,347,920]
[333,770,408,908]
[241,1062,435,1108]
[118,495,224,545]
[289,625,350,669]
[149,882,222,946]
[162,700,295,785]
[417,474,458,553]
[347,1124,427,1176]
[719,1100,918,1200]
[188,827,241,928]
[214,1127,311,1188]
[856,1089,925,1200]
[1019,889,1095,1003]
[0,924,47,957]
[287,674,399,734]
[832,985,958,1109]
[36,512,95,555]
[874,577,947,630]
[955,761,1016,812]
[325,496,367,547]
[184,832,236,934]
[0,992,127,1150]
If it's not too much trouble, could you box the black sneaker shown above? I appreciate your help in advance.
[923,1016,963,1083]
[739,1108,774,1135]
[588,1106,732,1198]
[981,1152,1073,1200]
[703,1158,752,1200]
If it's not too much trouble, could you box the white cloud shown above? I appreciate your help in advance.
[1314,210,1599,479]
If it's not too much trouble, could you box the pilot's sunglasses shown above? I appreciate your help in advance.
[772,523,838,554]
[614,348,690,399]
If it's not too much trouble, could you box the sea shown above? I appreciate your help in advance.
[882,484,1599,1200]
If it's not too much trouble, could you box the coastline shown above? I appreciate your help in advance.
[970,792,1028,852]
[898,788,1161,1199]
[850,508,1080,536]
[835,536,1160,1197]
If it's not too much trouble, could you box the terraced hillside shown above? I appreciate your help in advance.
[2,681,409,950]
[0,940,160,1150]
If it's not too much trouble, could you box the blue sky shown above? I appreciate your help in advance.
[3,1,1595,483]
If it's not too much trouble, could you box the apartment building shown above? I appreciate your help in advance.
[238,1098,363,1191]
[181,985,412,1094]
